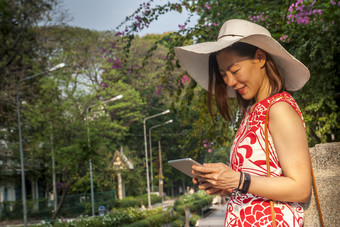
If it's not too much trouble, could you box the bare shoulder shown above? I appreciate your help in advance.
[268,101,305,138]
[269,101,302,125]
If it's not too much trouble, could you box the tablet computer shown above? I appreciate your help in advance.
[168,158,202,178]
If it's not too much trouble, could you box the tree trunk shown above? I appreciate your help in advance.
[52,186,69,220]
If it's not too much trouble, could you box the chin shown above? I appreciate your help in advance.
[240,94,253,101]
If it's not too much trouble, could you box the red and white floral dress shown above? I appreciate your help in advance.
[224,92,305,227]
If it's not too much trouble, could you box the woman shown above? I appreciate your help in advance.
[174,19,312,226]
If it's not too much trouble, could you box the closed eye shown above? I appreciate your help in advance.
[231,69,239,75]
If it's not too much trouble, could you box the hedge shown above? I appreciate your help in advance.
[114,194,162,208]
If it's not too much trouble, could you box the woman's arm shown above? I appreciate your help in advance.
[193,102,312,203]
[253,101,312,202]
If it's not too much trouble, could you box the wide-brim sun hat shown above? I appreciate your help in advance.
[174,19,310,97]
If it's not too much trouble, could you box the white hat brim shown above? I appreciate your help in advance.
[175,35,310,97]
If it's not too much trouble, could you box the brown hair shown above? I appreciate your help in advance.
[208,42,286,122]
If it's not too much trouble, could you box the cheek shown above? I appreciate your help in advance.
[238,67,258,84]
[237,71,252,83]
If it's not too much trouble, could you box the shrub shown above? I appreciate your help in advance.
[123,210,177,227]
[171,218,185,227]
[33,207,166,227]
[174,190,213,215]
[171,190,214,225]
[114,194,161,208]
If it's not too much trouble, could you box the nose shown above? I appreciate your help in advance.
[223,73,238,88]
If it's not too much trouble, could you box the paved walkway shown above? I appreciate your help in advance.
[196,203,227,227]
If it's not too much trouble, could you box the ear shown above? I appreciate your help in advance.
[254,49,266,68]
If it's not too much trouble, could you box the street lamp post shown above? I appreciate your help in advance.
[50,124,57,213]
[86,94,123,216]
[148,119,173,192]
[143,110,170,208]
[16,63,65,227]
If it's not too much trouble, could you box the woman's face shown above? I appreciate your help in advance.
[216,48,269,102]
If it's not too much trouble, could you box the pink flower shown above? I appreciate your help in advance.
[156,85,163,95]
[100,82,108,90]
[288,4,294,11]
[331,0,336,5]
[178,22,187,29]
[280,35,288,42]
[112,58,122,69]
[286,0,322,25]
[181,75,191,85]
[208,149,212,153]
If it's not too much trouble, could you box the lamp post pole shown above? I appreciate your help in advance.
[148,119,173,192]
[50,124,57,212]
[143,110,170,208]
[16,63,65,227]
[86,94,123,216]
[158,140,163,203]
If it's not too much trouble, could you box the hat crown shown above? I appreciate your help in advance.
[218,19,271,40]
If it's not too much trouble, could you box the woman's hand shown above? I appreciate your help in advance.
[192,163,239,195]
[192,177,222,195]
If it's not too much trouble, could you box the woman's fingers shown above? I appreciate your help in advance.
[206,187,223,195]
[192,165,209,173]
[198,181,213,190]
[192,162,236,190]
[193,163,229,174]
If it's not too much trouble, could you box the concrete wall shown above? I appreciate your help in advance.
[303,142,340,227]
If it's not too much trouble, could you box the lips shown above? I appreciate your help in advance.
[236,86,245,95]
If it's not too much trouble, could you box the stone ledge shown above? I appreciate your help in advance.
[304,142,340,226]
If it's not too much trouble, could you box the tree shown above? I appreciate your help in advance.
[105,0,339,195]
[112,0,339,148]
[0,0,66,190]
[23,26,149,217]
[0,0,60,126]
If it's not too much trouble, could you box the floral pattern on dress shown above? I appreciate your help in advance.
[225,92,305,227]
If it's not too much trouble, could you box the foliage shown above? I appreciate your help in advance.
[114,194,162,208]
[113,0,340,148]
[0,198,53,221]
[169,190,214,226]
[32,207,167,227]
[4,0,339,222]
[31,191,211,227]
[173,190,213,215]
[0,0,62,131]
[2,22,182,220]
[0,191,115,220]
[123,210,177,227]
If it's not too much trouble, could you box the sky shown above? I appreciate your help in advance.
[61,0,198,36]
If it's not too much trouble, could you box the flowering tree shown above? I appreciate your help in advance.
[109,0,339,147]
